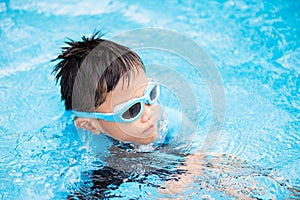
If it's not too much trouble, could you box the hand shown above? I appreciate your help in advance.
[159,153,256,200]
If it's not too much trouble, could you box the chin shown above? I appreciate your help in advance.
[139,131,158,145]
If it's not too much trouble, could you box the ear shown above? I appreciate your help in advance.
[75,118,102,134]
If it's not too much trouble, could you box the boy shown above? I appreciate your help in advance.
[52,32,177,154]
[53,32,270,199]
[53,31,187,198]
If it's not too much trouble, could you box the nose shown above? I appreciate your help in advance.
[141,104,151,123]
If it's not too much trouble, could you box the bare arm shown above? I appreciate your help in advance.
[159,153,264,200]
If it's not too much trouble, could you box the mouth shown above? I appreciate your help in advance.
[142,124,156,135]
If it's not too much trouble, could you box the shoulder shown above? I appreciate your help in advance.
[160,106,198,153]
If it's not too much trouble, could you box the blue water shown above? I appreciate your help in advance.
[0,0,299,199]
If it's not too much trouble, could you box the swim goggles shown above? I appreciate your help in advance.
[72,81,160,123]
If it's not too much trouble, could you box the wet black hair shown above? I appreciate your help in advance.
[52,31,145,111]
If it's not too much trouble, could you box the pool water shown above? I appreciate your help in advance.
[0,0,299,199]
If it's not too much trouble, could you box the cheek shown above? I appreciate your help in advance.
[98,121,122,138]
[98,120,141,138]
[119,123,142,135]
[152,104,159,121]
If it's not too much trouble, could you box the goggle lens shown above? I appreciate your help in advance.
[122,102,141,120]
[150,85,158,102]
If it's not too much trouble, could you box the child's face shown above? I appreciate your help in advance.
[92,70,159,145]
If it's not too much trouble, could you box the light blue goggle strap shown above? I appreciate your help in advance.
[72,110,123,122]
